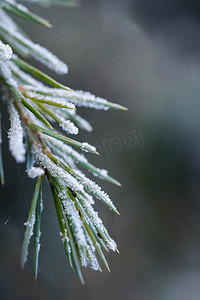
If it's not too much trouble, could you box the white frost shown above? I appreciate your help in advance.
[62,198,86,247]
[20,86,120,111]
[59,119,79,135]
[8,103,26,163]
[0,10,68,74]
[81,142,96,153]
[0,40,12,60]
[8,59,44,87]
[27,166,44,178]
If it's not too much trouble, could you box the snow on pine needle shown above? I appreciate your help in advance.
[27,166,45,179]
[0,7,68,74]
[0,0,127,282]
[7,102,26,163]
[0,40,12,60]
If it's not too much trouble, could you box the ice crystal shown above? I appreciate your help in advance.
[27,166,44,178]
[59,119,78,135]
[33,145,84,192]
[21,86,123,111]
[7,102,26,163]
[8,59,44,87]
[24,90,76,109]
[0,10,68,74]
[24,214,35,229]
[62,198,86,247]
[0,0,125,282]
[0,40,12,60]
[81,142,96,153]
[77,195,117,251]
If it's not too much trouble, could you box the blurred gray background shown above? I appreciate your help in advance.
[2,0,200,299]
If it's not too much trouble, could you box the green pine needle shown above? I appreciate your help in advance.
[33,183,42,280]
[0,0,124,282]
[1,0,52,27]
[21,176,42,269]
[11,57,72,90]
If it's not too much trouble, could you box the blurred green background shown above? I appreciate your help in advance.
[2,0,200,299]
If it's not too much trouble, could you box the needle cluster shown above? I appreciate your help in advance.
[0,0,126,282]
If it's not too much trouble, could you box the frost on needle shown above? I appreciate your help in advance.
[0,40,12,60]
[0,0,126,282]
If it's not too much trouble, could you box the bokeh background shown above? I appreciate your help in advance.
[2,0,200,299]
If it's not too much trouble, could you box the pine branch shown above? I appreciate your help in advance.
[0,0,127,282]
